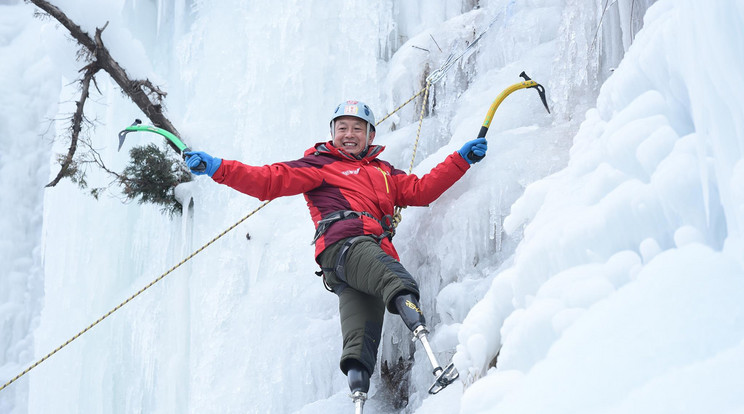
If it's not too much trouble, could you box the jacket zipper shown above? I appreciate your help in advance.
[375,167,390,193]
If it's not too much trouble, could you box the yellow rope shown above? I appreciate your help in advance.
[393,80,432,228]
[407,81,432,175]
[0,200,271,393]
[0,85,433,394]
[376,86,427,126]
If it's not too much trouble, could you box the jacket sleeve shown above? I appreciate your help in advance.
[393,151,470,207]
[211,158,324,201]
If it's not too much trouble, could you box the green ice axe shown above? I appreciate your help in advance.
[468,71,550,162]
[118,119,206,172]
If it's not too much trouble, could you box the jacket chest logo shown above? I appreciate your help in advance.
[342,168,361,176]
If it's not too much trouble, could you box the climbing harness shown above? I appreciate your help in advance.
[312,210,396,245]
[316,235,365,294]
[312,210,396,293]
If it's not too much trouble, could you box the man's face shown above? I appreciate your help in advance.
[332,116,375,156]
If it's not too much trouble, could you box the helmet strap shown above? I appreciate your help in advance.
[355,123,370,158]
[365,123,371,148]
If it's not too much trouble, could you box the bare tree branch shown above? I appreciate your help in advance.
[46,63,100,187]
[85,142,124,180]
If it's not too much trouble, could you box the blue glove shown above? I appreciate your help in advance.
[184,151,222,177]
[458,137,488,164]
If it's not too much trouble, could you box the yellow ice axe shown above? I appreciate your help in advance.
[467,71,550,162]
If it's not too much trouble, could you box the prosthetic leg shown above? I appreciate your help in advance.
[346,361,370,414]
[394,293,459,394]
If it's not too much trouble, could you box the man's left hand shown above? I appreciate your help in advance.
[458,138,488,164]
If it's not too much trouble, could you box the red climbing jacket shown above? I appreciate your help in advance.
[211,141,470,261]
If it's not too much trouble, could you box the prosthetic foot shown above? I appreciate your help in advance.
[411,326,460,394]
[395,293,459,395]
[347,361,370,414]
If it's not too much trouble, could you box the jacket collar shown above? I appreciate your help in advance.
[307,141,385,161]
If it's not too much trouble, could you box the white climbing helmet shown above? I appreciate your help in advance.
[330,100,376,142]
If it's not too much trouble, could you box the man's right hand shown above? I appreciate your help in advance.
[184,151,222,177]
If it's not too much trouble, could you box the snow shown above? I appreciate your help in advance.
[468,243,744,414]
[1,0,743,413]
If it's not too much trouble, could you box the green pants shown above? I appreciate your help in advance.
[318,236,420,376]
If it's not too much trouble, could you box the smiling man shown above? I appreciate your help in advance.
[332,114,374,157]
[184,100,487,411]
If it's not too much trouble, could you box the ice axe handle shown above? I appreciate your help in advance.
[467,126,489,162]
[182,148,207,173]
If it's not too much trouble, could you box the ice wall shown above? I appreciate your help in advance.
[0,5,63,413]
[0,0,668,413]
[451,1,744,412]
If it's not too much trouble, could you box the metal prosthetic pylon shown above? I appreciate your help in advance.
[412,326,460,394]
[350,390,366,414]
